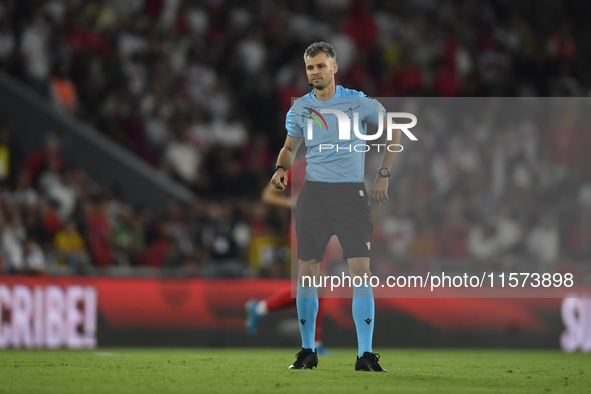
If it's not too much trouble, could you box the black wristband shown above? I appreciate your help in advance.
[274,165,286,174]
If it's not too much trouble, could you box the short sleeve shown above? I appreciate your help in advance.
[360,96,386,126]
[286,107,304,138]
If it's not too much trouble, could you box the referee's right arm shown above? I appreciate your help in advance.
[271,136,302,190]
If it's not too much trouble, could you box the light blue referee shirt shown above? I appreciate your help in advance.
[286,85,385,183]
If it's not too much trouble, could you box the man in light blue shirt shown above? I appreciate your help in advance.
[286,86,386,183]
[270,42,401,372]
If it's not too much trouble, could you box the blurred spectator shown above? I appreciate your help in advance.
[495,206,522,254]
[548,24,576,62]
[184,50,217,105]
[20,7,51,91]
[568,184,591,258]
[209,112,248,148]
[467,220,500,261]
[380,204,415,257]
[1,210,26,272]
[526,214,560,268]
[437,198,470,259]
[432,62,461,97]
[112,205,146,266]
[38,164,78,220]
[4,171,38,208]
[54,219,90,272]
[247,201,289,277]
[343,1,378,55]
[407,213,438,258]
[50,61,78,114]
[124,53,148,96]
[22,237,45,274]
[37,196,62,242]
[0,19,16,65]
[24,134,65,186]
[387,54,423,96]
[236,30,267,77]
[163,126,203,190]
[84,199,114,268]
[140,220,172,268]
[0,116,24,188]
[118,102,157,165]
[238,134,272,199]
[165,200,194,266]
[65,13,112,57]
[201,201,250,277]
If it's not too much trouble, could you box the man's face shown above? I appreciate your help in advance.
[305,52,337,90]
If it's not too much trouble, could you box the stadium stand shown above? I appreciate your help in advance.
[0,0,589,277]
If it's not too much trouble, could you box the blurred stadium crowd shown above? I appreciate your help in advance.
[0,0,589,277]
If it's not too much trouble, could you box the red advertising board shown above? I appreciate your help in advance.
[0,276,587,350]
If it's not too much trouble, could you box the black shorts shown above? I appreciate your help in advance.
[295,181,373,262]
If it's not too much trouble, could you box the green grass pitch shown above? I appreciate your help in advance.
[1,348,589,393]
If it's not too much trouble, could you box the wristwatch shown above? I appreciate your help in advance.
[273,165,286,174]
[378,167,391,178]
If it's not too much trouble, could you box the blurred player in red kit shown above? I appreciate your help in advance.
[245,157,331,355]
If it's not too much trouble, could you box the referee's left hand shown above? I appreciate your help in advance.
[372,176,389,205]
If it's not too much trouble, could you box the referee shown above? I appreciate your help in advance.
[271,42,401,371]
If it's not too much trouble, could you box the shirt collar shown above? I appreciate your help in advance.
[310,85,342,101]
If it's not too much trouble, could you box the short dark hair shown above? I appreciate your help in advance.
[303,42,337,62]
